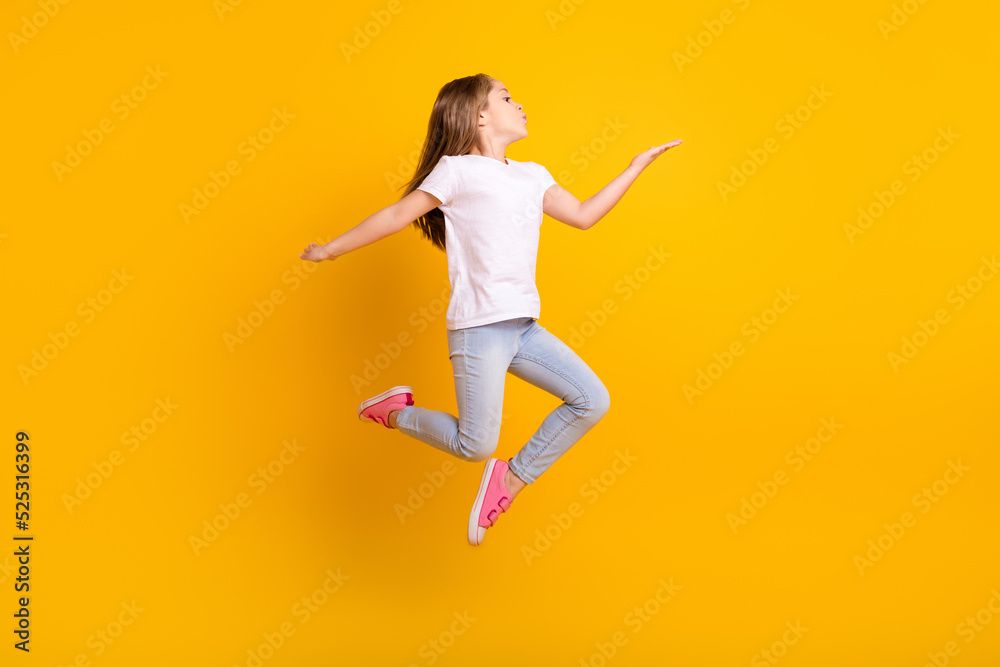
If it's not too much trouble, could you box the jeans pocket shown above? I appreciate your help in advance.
[448,328,464,360]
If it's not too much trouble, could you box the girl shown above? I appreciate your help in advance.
[300,73,681,546]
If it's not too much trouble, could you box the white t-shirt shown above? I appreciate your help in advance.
[416,154,558,330]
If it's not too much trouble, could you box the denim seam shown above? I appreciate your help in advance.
[512,352,590,470]
[508,459,535,485]
[460,328,474,460]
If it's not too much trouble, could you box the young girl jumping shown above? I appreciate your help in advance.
[300,73,681,546]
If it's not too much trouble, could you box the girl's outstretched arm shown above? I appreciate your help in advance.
[543,139,682,231]
[299,189,442,262]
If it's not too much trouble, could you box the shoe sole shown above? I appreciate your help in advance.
[468,458,499,546]
[357,385,414,422]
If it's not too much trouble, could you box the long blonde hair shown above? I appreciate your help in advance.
[400,73,496,252]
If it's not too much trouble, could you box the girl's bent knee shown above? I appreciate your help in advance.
[589,384,611,420]
[462,444,495,463]
[456,434,497,463]
[466,450,493,463]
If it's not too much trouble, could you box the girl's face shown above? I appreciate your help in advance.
[485,80,528,138]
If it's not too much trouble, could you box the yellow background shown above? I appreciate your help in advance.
[3,0,999,664]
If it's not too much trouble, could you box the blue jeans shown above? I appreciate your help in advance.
[394,317,611,484]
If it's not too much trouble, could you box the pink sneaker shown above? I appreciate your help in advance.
[358,386,414,428]
[468,457,514,546]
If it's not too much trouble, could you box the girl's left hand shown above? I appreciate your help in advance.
[630,139,683,170]
[300,242,332,262]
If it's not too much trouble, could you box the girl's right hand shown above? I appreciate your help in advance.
[300,242,335,262]
[630,139,683,170]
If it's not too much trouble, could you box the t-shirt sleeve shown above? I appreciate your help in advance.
[416,156,454,206]
[535,162,558,194]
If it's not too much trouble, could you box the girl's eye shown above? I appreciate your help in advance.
[504,97,511,102]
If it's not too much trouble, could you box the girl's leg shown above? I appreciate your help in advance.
[505,319,611,485]
[393,318,524,463]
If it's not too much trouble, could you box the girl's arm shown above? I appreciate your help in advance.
[543,140,682,231]
[300,189,442,261]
